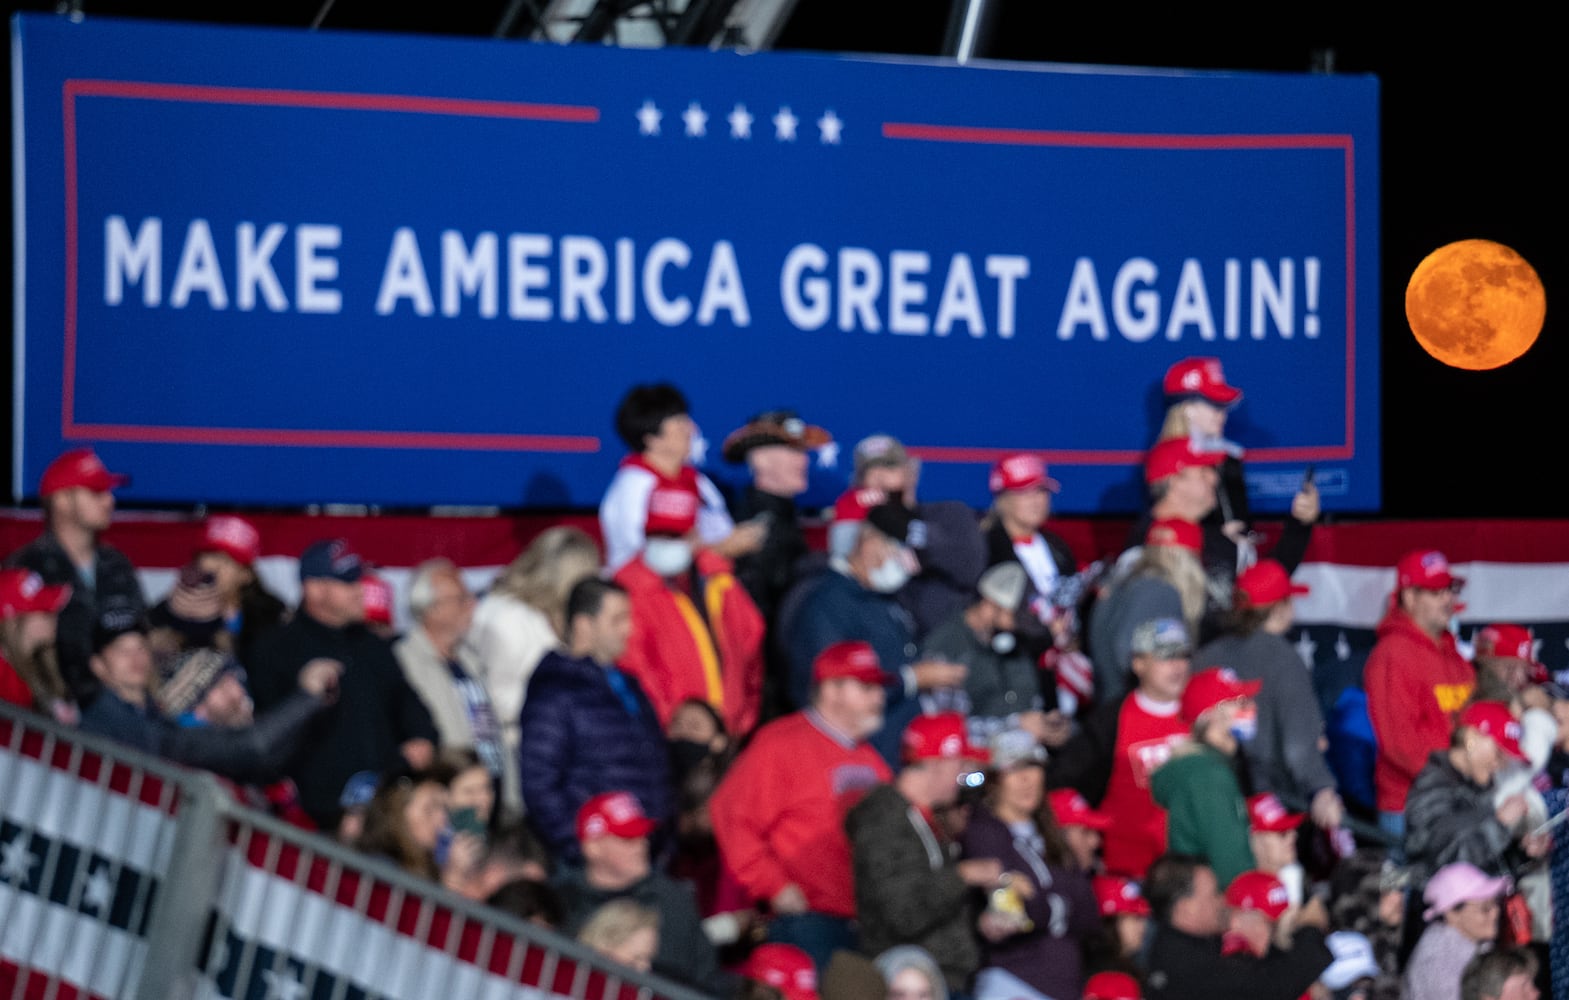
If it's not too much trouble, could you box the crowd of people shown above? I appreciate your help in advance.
[0,358,1560,1000]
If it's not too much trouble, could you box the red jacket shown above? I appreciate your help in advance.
[708,710,891,918]
[1363,608,1474,812]
[614,549,766,740]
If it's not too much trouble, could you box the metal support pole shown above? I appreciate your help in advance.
[942,0,997,64]
[134,772,228,1000]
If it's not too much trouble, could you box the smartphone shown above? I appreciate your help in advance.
[449,806,487,839]
[1301,465,1316,488]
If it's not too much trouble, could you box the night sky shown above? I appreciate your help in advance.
[3,1,1557,517]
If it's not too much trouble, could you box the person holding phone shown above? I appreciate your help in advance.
[1146,357,1320,580]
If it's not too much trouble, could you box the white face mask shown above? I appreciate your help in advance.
[867,555,911,594]
[644,538,693,578]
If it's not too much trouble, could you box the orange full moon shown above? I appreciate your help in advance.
[1405,239,1547,370]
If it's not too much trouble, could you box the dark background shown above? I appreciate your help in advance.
[3,1,1557,517]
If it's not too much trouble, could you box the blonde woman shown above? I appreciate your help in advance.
[470,526,599,809]
[577,899,660,974]
[1156,356,1318,576]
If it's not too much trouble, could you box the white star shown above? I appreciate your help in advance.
[689,434,709,467]
[817,110,844,144]
[1,832,37,884]
[81,866,114,912]
[816,441,839,469]
[1293,629,1317,668]
[1334,631,1352,662]
[773,106,798,142]
[635,100,662,136]
[262,968,308,1000]
[727,103,753,139]
[682,102,708,138]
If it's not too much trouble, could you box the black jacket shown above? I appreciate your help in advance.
[7,532,146,702]
[246,611,438,827]
[79,687,326,785]
[554,867,728,995]
[983,520,1078,663]
[1403,750,1521,883]
[845,782,979,992]
[1145,923,1332,1000]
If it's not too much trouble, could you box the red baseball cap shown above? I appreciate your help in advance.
[1048,788,1112,831]
[1226,870,1290,921]
[39,448,129,497]
[902,712,987,764]
[833,487,886,524]
[1181,667,1261,724]
[739,944,819,1000]
[988,453,1060,495]
[1093,875,1152,917]
[1163,357,1243,407]
[645,483,699,537]
[201,515,262,566]
[1145,438,1225,484]
[360,573,394,626]
[1145,518,1203,554]
[1084,971,1142,1000]
[1395,549,1463,591]
[0,568,72,620]
[1247,793,1306,833]
[1475,624,1538,664]
[1458,701,1528,762]
[1235,559,1310,608]
[576,791,658,842]
[812,640,892,687]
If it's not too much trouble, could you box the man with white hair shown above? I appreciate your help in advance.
[394,558,512,809]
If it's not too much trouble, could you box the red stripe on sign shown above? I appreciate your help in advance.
[59,79,598,452]
[66,422,602,455]
[882,122,1352,150]
[231,827,595,986]
[65,78,601,123]
[0,957,105,1000]
[0,721,178,813]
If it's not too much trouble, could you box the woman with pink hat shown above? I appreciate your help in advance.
[1403,862,1510,1000]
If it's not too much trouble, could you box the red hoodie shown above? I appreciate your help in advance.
[1363,608,1474,812]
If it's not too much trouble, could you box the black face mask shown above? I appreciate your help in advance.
[668,739,712,779]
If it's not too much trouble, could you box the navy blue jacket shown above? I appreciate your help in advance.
[517,651,671,866]
[786,568,922,767]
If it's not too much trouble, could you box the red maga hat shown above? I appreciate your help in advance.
[1163,357,1243,407]
[1049,788,1113,831]
[40,448,129,497]
[1226,870,1291,921]
[576,791,658,842]
[0,569,71,620]
[1458,701,1528,762]
[1235,559,1310,608]
[1247,793,1306,833]
[988,453,1060,494]
[902,712,987,764]
[812,640,892,687]
[1180,667,1261,724]
[1144,438,1224,483]
[1395,549,1463,591]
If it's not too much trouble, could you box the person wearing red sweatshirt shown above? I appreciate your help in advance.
[1363,549,1474,859]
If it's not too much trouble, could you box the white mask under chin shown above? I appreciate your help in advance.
[644,538,693,577]
[867,557,911,594]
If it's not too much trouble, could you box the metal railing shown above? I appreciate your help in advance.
[0,701,714,1000]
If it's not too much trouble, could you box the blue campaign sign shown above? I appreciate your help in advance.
[11,14,1380,513]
